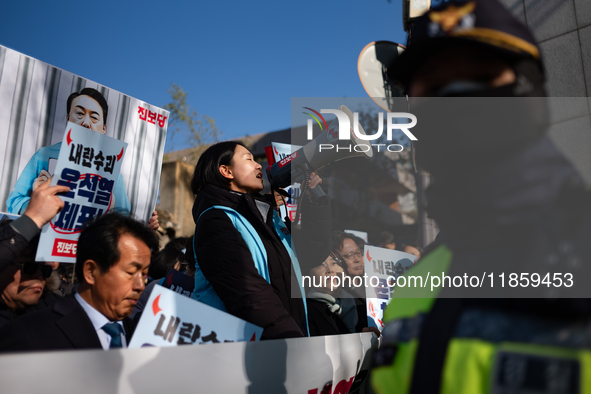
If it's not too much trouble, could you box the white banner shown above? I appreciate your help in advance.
[35,123,127,263]
[364,245,416,330]
[129,285,263,348]
[0,332,377,394]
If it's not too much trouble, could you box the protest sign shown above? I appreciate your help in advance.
[160,268,195,298]
[0,45,167,224]
[129,285,263,348]
[363,245,416,330]
[344,229,368,242]
[271,142,302,223]
[35,123,127,263]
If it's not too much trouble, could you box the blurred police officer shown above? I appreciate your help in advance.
[371,1,591,393]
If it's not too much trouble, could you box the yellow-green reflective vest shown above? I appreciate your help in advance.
[371,245,591,394]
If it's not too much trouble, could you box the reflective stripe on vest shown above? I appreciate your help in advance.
[441,340,589,394]
[373,243,591,394]
[372,244,453,394]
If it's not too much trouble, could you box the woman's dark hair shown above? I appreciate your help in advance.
[191,141,246,194]
[149,247,186,280]
[378,231,396,247]
[165,236,189,251]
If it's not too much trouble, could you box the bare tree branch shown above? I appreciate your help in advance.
[164,83,221,148]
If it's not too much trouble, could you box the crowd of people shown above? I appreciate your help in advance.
[1,0,590,391]
[0,137,411,352]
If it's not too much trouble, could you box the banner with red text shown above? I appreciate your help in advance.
[0,331,377,394]
[35,123,127,263]
[364,245,416,330]
[129,285,264,348]
[271,142,302,223]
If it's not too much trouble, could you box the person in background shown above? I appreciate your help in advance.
[0,232,53,329]
[306,252,351,336]
[332,231,365,280]
[0,179,69,329]
[378,231,396,250]
[161,236,189,254]
[306,252,380,337]
[396,241,422,263]
[148,245,186,282]
[331,231,375,332]
[130,240,189,320]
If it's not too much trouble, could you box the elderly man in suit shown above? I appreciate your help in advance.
[0,212,158,351]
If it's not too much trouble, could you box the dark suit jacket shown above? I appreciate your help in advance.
[0,296,136,352]
[307,299,352,337]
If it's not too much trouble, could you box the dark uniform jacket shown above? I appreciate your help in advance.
[0,296,136,352]
[402,137,591,393]
[307,299,351,336]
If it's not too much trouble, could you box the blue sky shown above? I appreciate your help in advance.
[0,0,407,152]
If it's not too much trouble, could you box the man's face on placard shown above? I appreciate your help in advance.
[67,95,106,134]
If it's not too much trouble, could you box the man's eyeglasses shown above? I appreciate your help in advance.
[14,262,53,279]
[341,250,363,261]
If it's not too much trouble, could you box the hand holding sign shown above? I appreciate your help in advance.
[24,180,71,229]
[32,170,51,192]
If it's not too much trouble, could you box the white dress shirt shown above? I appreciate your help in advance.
[75,293,127,350]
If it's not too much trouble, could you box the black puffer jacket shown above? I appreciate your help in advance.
[192,184,331,339]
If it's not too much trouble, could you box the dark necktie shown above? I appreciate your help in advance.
[102,322,123,349]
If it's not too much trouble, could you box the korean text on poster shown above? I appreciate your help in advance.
[271,142,302,224]
[160,268,195,299]
[129,285,263,348]
[36,123,128,263]
[364,245,416,330]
